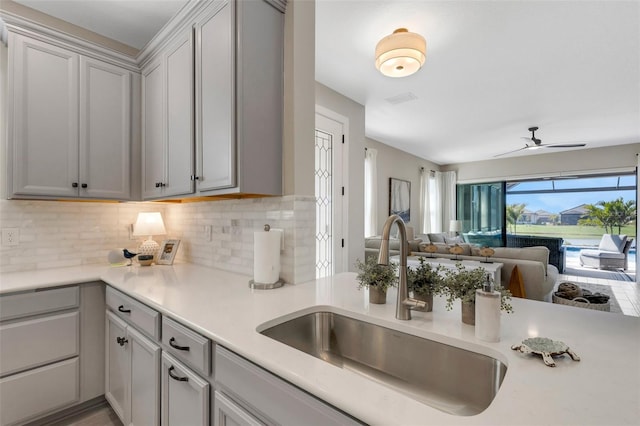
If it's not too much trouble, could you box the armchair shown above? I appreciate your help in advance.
[579,234,634,270]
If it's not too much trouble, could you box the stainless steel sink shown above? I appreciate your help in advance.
[259,311,507,416]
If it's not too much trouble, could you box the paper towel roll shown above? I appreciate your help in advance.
[254,230,281,284]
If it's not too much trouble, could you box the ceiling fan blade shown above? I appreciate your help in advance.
[544,143,587,148]
[493,146,529,158]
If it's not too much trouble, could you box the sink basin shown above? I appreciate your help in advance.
[259,311,507,416]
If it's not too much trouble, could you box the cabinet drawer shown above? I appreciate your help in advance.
[162,316,211,376]
[106,287,160,339]
[0,311,79,377]
[0,286,79,321]
[0,357,79,426]
[215,347,362,426]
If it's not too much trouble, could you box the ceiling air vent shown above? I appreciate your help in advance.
[385,92,418,105]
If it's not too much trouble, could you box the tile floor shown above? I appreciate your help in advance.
[558,256,640,317]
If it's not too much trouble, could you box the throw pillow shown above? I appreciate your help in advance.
[427,233,446,243]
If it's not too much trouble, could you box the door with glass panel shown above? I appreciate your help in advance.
[315,112,345,278]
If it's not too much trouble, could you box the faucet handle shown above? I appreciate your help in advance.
[402,297,428,311]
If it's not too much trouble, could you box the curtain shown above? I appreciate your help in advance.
[421,170,457,233]
[419,168,431,234]
[364,148,378,237]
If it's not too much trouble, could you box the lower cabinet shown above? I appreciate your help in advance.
[214,346,362,426]
[105,311,161,425]
[214,391,263,426]
[161,352,210,426]
[0,283,104,426]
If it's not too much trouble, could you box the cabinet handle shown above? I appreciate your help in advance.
[190,175,200,181]
[169,337,190,351]
[116,336,128,346]
[168,366,189,382]
[72,182,78,188]
[118,305,131,313]
[155,182,166,188]
[81,183,88,188]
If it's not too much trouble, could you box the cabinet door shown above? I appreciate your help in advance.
[214,391,263,426]
[79,57,131,200]
[128,326,161,426]
[164,31,195,197]
[161,352,209,426]
[105,312,130,425]
[141,58,165,199]
[195,1,235,192]
[9,32,79,197]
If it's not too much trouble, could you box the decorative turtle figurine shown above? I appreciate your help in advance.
[511,337,580,367]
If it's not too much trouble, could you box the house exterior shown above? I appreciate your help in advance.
[560,204,590,225]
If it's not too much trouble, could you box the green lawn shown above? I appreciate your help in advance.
[508,224,636,245]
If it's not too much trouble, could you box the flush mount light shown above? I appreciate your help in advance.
[375,28,426,78]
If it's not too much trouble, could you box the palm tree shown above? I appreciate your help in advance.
[578,198,636,234]
[506,203,526,234]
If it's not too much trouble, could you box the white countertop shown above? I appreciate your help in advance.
[2,263,639,425]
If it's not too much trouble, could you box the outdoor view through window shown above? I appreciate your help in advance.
[505,174,636,248]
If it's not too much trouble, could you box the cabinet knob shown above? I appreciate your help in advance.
[116,336,128,346]
[72,182,78,188]
[169,337,190,351]
[168,366,189,382]
[81,183,88,189]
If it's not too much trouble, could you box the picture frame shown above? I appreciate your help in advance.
[389,178,411,222]
[157,239,180,265]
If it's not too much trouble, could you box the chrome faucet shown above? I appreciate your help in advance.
[378,214,427,320]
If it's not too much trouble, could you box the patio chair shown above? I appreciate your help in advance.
[579,234,634,270]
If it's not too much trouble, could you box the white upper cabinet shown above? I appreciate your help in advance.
[8,32,133,200]
[194,0,284,197]
[141,30,194,200]
[9,33,79,198]
[80,57,131,199]
[195,1,234,192]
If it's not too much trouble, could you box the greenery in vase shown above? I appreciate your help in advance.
[443,263,513,313]
[354,257,398,291]
[407,257,444,296]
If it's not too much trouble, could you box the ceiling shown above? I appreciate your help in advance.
[10,0,640,165]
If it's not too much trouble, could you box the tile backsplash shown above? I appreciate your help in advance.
[0,196,316,284]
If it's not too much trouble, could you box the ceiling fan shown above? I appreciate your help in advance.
[494,126,586,157]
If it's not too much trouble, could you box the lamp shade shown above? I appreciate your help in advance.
[449,220,462,232]
[133,212,167,237]
[375,28,426,78]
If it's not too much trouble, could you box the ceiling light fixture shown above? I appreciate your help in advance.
[375,28,426,78]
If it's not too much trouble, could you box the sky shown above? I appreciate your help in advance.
[506,176,636,214]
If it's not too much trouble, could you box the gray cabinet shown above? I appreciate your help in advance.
[161,352,210,426]
[7,32,132,200]
[0,283,104,425]
[214,346,362,426]
[105,307,161,425]
[142,30,194,200]
[214,391,263,426]
[193,0,283,197]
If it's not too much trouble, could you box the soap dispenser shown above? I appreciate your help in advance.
[475,274,501,342]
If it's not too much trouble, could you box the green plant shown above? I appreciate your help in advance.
[354,257,398,291]
[443,263,513,313]
[407,257,443,296]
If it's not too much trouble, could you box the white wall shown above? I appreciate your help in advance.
[315,82,365,271]
[365,137,440,235]
[442,144,639,183]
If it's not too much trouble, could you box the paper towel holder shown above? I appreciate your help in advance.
[249,278,284,290]
[249,224,285,290]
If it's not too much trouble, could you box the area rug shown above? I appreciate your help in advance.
[554,282,622,314]
[563,266,635,282]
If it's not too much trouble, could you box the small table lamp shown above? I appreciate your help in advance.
[449,220,462,237]
[133,212,167,259]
